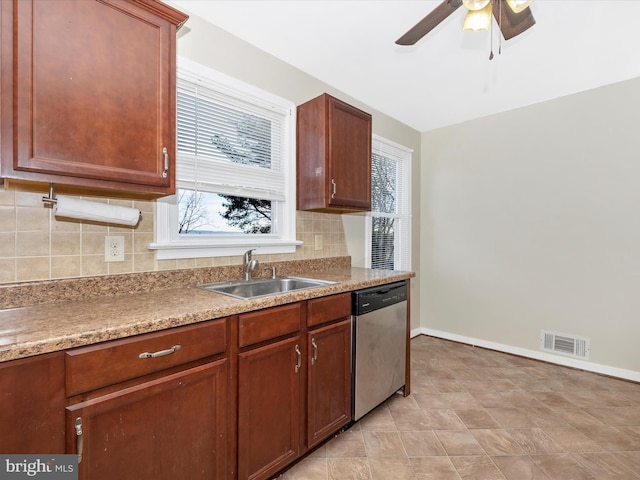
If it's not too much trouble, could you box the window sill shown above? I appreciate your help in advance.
[148,239,303,260]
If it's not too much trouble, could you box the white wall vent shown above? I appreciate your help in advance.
[540,330,590,360]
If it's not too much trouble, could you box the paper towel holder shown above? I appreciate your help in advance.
[42,183,142,226]
[42,183,58,206]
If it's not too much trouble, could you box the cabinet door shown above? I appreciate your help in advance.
[297,93,372,212]
[0,352,65,453]
[327,96,372,210]
[307,319,352,448]
[66,360,228,480]
[238,336,302,480]
[0,0,186,194]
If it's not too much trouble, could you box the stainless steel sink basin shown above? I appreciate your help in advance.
[198,277,337,300]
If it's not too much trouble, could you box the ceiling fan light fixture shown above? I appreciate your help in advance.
[461,0,490,11]
[505,0,533,14]
[463,2,492,31]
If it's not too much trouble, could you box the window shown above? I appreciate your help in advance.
[150,58,299,259]
[367,135,412,271]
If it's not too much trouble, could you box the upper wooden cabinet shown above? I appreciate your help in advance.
[296,93,372,213]
[0,0,188,195]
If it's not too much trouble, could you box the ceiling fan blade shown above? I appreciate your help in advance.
[493,0,535,40]
[396,0,463,45]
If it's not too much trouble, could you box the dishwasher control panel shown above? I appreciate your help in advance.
[352,281,407,316]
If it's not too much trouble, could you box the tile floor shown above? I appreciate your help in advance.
[279,335,640,479]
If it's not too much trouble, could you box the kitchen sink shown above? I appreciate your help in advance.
[198,277,337,300]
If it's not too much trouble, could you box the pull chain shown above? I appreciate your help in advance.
[498,0,502,55]
[489,1,494,60]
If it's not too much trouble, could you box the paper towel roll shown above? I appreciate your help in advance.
[54,196,141,227]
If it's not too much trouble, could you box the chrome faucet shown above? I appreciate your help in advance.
[265,265,277,279]
[243,249,259,281]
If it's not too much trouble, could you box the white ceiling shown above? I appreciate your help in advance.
[171,1,640,133]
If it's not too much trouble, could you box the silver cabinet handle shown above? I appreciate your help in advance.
[139,345,181,359]
[331,178,337,198]
[311,338,318,365]
[75,417,83,464]
[294,344,301,373]
[162,146,169,178]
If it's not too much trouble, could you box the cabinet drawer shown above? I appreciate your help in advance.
[307,293,352,328]
[239,303,302,348]
[65,319,226,397]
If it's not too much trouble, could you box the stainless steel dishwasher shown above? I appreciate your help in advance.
[352,280,408,421]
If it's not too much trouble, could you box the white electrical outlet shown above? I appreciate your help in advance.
[105,235,125,262]
[314,234,323,251]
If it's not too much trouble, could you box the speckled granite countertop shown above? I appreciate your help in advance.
[0,257,414,363]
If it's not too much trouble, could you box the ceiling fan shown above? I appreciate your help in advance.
[396,0,535,46]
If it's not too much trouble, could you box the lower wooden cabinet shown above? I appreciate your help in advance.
[238,336,303,480]
[64,317,230,480]
[0,352,66,453]
[66,360,228,480]
[1,292,362,480]
[307,318,352,448]
[237,295,352,480]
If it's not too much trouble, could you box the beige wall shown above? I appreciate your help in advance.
[1,7,422,330]
[421,76,640,374]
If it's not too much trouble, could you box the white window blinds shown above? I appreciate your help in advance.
[370,135,412,271]
[176,68,292,201]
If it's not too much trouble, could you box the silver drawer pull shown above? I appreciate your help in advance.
[311,338,318,365]
[139,345,181,359]
[294,344,301,373]
[75,417,83,464]
[162,146,169,178]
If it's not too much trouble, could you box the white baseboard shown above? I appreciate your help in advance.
[412,327,640,383]
[410,327,423,339]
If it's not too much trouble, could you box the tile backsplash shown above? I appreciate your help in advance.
[0,184,348,284]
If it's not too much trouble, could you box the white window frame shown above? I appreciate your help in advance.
[365,134,412,271]
[149,58,300,260]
